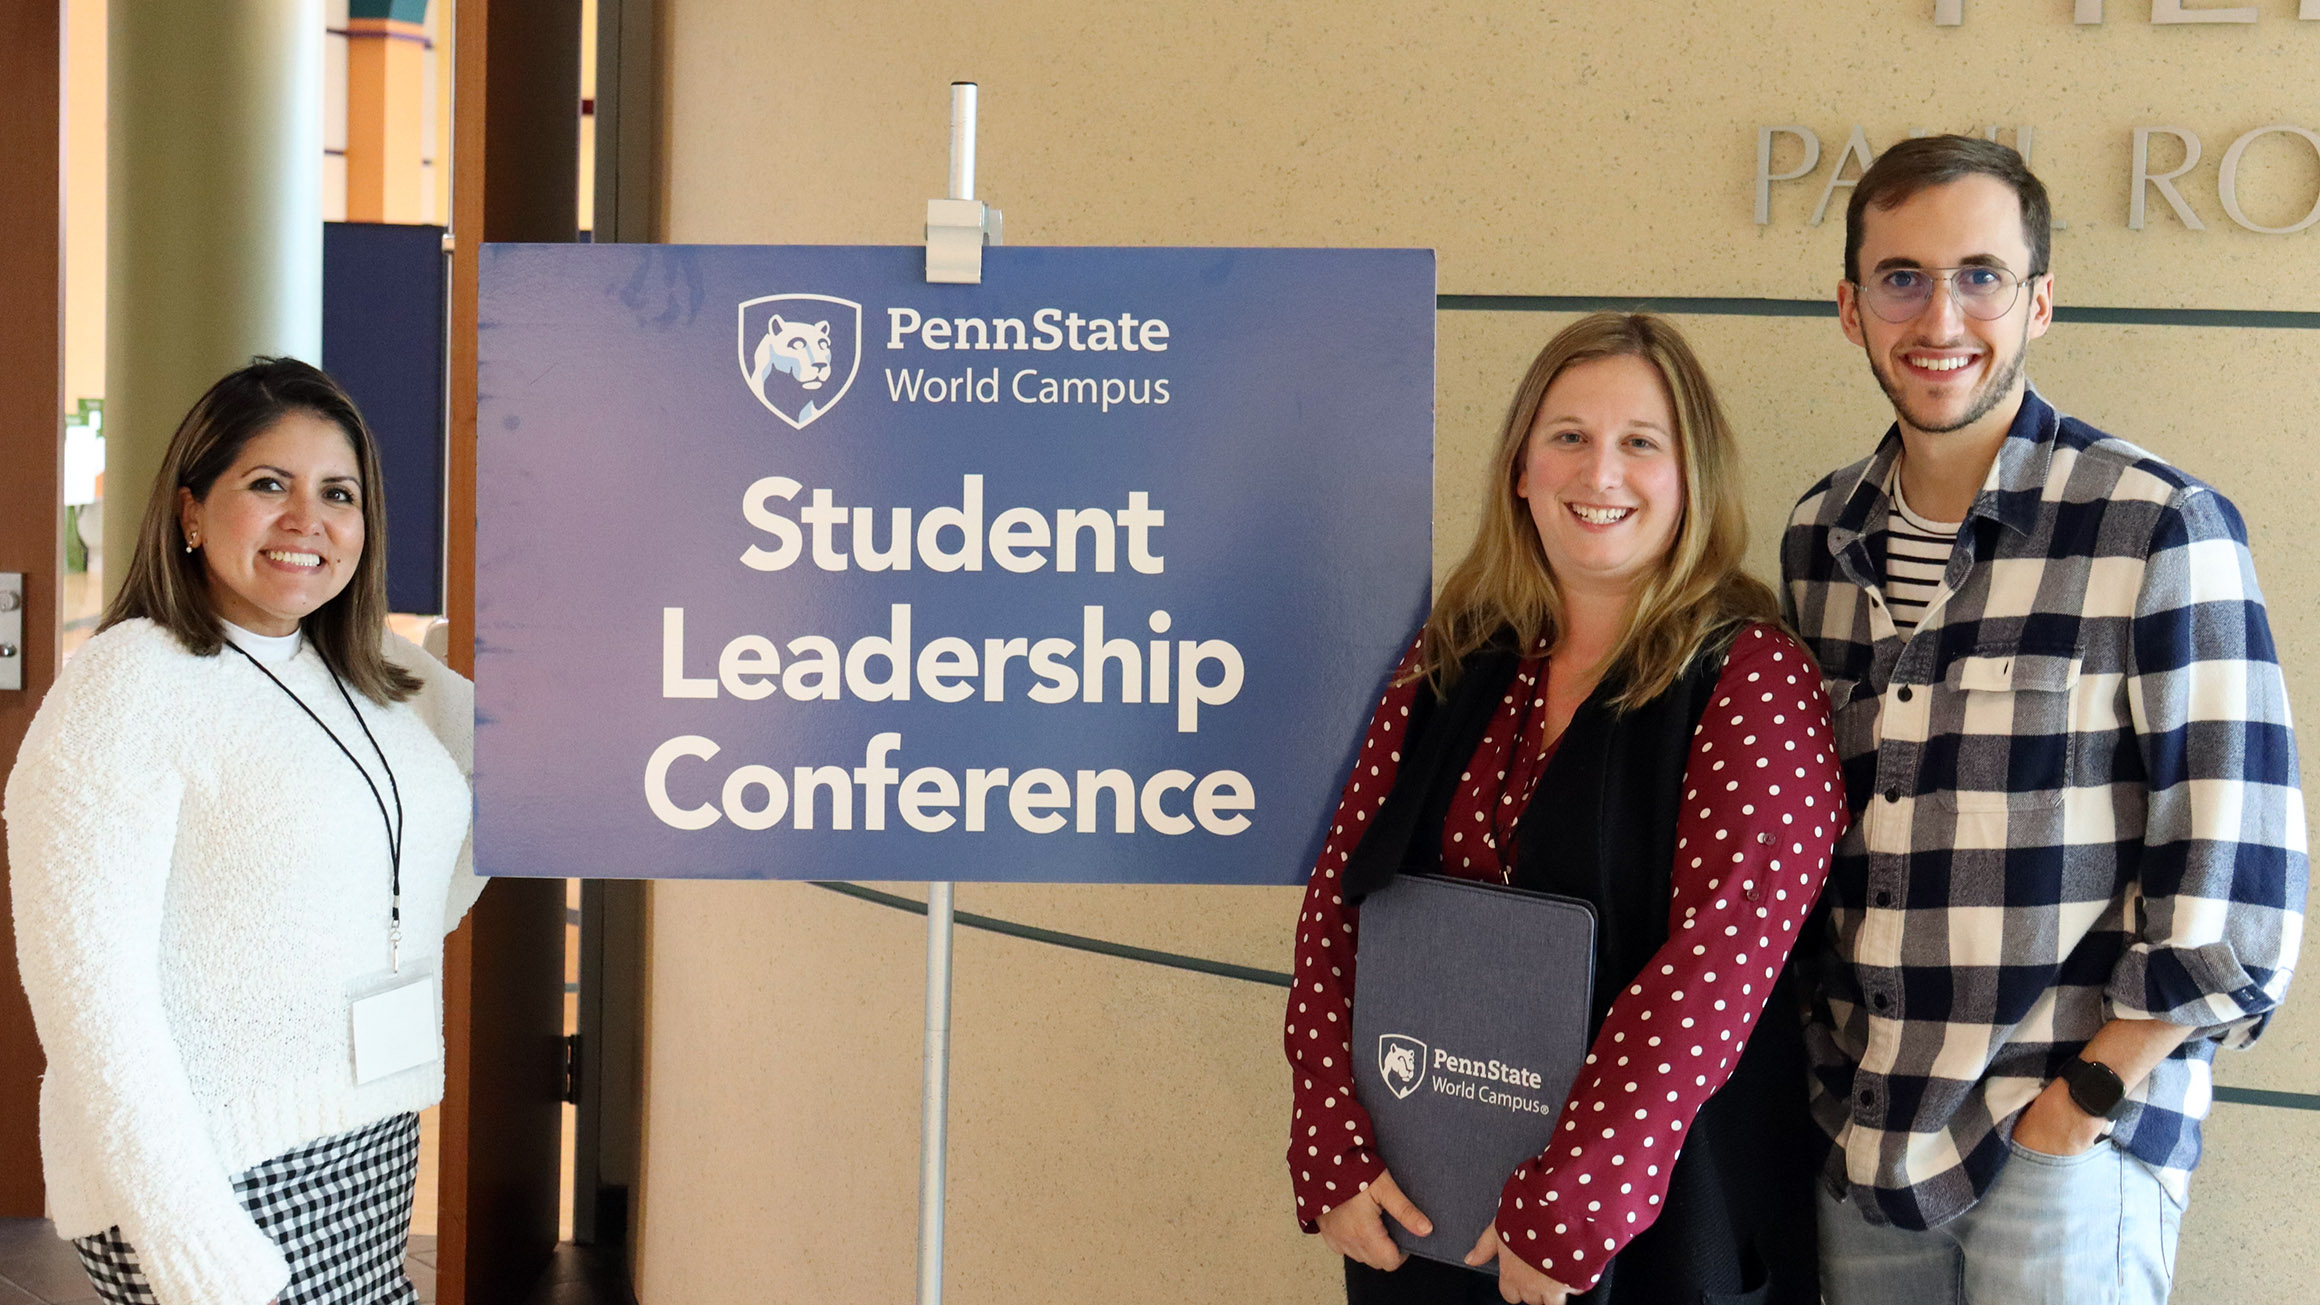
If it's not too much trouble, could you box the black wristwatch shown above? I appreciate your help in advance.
[2057,1055,2127,1120]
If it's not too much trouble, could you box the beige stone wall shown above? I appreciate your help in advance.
[637,4,2320,1302]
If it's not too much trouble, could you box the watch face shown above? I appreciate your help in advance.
[2065,1057,2126,1117]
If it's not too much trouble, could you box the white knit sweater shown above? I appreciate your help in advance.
[4,619,482,1305]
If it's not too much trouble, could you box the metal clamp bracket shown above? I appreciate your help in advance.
[925,83,1003,284]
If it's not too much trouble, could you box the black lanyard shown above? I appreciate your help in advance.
[227,640,408,972]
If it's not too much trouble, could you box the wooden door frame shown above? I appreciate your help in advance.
[438,0,582,1300]
[0,0,64,1220]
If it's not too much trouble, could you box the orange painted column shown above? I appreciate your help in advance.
[346,14,430,222]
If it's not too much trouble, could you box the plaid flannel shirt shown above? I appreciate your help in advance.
[1780,387,2307,1230]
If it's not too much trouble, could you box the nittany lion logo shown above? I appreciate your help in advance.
[766,318,831,386]
[737,293,861,429]
[1378,1034,1428,1101]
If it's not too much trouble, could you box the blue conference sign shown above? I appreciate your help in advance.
[476,245,1432,883]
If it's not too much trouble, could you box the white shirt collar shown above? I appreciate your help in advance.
[221,619,304,666]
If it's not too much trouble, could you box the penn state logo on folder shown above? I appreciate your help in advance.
[737,293,862,429]
[1378,1034,1429,1100]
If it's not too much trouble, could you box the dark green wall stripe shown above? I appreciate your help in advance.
[808,881,1294,988]
[1436,294,2320,330]
[1439,295,1836,318]
[2047,305,2320,329]
[2211,1085,2320,1112]
[809,881,2320,1112]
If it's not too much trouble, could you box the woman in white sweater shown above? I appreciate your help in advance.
[4,358,483,1305]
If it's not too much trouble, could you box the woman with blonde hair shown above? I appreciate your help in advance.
[6,357,479,1305]
[1284,314,1845,1304]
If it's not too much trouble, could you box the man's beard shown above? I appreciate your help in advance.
[1866,324,2029,435]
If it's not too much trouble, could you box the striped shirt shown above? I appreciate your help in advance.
[1779,388,2307,1231]
[1872,473,1960,637]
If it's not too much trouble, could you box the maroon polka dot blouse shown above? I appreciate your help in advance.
[1284,623,1846,1290]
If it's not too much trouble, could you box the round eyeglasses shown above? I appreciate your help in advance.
[1852,265,2030,323]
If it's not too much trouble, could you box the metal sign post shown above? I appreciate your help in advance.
[916,878,954,1305]
[918,80,999,1305]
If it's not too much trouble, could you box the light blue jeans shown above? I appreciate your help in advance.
[1820,1138,2185,1305]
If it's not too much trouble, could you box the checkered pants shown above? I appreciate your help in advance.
[73,1112,421,1305]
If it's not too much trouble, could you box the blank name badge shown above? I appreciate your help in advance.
[350,974,441,1085]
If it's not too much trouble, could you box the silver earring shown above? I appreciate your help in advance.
[184,535,197,553]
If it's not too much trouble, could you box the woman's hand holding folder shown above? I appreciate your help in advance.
[1465,1222,1576,1304]
[1316,1169,1432,1270]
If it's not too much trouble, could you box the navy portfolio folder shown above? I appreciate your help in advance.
[1349,873,1596,1271]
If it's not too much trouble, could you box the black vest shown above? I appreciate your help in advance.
[1344,636,1819,1305]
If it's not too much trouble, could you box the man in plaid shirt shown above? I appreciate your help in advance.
[1782,134,2306,1304]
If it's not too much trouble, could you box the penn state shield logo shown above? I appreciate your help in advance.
[1378,1034,1428,1101]
[737,293,862,429]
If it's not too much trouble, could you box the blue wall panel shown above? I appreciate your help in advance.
[323,221,446,614]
